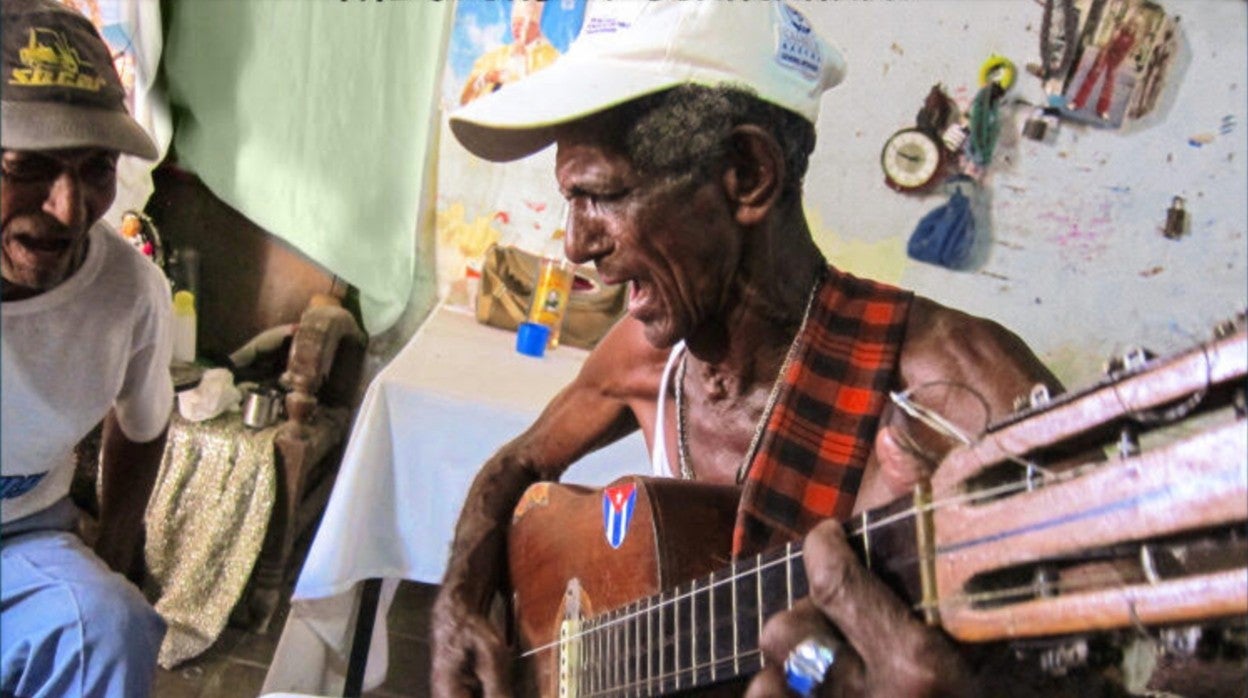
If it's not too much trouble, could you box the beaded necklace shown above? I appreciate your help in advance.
[674,273,825,483]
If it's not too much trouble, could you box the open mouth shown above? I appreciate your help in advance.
[14,235,72,253]
[7,234,73,268]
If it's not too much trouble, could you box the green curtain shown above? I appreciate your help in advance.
[162,0,450,334]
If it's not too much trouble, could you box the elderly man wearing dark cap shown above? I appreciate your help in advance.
[1,0,171,695]
[427,2,1145,697]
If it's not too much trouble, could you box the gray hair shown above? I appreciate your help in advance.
[597,84,817,203]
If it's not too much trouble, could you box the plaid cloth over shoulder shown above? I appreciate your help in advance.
[733,266,913,556]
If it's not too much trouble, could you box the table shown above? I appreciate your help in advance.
[261,304,647,695]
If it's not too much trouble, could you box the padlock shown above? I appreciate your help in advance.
[1022,106,1060,142]
[1164,196,1187,239]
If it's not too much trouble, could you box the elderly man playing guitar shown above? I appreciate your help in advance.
[433,3,1245,697]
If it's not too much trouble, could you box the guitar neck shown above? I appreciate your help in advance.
[563,501,917,696]
[567,541,806,695]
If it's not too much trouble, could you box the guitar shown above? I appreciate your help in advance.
[507,316,1248,697]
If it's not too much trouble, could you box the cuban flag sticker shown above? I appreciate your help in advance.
[602,483,637,549]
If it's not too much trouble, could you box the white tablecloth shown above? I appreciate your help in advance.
[261,305,646,695]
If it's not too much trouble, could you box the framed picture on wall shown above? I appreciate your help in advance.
[1061,0,1175,128]
[436,0,590,309]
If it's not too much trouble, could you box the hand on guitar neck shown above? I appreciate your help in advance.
[746,520,1132,698]
[747,520,979,697]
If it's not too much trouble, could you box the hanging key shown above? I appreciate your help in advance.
[1163,196,1188,239]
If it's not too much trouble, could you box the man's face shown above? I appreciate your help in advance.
[555,134,741,349]
[1,148,117,298]
[510,2,543,45]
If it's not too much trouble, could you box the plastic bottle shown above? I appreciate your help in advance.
[172,290,197,364]
[528,229,574,349]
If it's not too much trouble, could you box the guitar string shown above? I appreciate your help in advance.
[534,532,1232,692]
[521,446,1233,661]
[520,467,1064,661]
[517,458,1101,658]
[521,339,1227,664]
[890,386,1058,480]
[573,649,766,698]
[552,541,1213,698]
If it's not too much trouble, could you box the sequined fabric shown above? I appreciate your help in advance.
[144,411,278,668]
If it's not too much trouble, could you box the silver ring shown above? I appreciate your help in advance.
[784,635,838,697]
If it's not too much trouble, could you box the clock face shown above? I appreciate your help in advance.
[881,128,944,192]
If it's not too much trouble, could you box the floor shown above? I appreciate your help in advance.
[151,553,438,698]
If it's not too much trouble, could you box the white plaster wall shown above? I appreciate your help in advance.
[803,0,1246,387]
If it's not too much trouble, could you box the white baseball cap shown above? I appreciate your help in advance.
[449,0,846,162]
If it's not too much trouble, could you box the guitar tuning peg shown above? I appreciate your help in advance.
[1213,312,1246,339]
[1117,424,1140,459]
[1103,346,1155,377]
[1158,626,1203,657]
[1013,382,1052,412]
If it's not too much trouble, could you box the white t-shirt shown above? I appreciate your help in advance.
[1,223,174,524]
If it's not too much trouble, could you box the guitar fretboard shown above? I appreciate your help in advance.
[569,541,809,697]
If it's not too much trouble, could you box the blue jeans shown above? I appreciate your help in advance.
[1,499,164,698]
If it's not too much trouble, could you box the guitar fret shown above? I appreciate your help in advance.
[632,600,639,697]
[632,603,638,696]
[709,570,717,683]
[731,555,759,674]
[624,604,633,694]
[589,616,597,697]
[621,606,628,694]
[659,588,667,695]
[791,547,810,601]
[730,560,739,675]
[646,595,654,697]
[612,608,619,694]
[594,613,601,696]
[673,583,682,691]
[860,510,873,572]
[756,552,765,668]
[690,577,698,687]
[623,606,630,694]
[785,541,795,610]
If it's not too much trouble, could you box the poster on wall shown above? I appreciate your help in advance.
[56,0,169,228]
[1061,0,1178,128]
[436,0,588,308]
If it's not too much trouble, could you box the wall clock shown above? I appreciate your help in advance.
[881,128,945,193]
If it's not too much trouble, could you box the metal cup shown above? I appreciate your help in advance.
[241,387,283,429]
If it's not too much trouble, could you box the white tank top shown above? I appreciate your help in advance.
[650,341,686,478]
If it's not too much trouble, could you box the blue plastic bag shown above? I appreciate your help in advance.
[906,185,976,269]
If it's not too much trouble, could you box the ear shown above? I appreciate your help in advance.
[721,125,785,226]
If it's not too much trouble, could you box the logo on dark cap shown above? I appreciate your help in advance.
[8,26,106,91]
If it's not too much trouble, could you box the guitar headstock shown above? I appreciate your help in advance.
[921,313,1246,661]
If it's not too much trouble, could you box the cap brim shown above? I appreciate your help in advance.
[449,57,684,162]
[1,100,159,160]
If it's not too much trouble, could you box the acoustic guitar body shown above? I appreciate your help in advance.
[508,477,745,697]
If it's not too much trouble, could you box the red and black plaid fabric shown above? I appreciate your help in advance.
[733,267,913,556]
